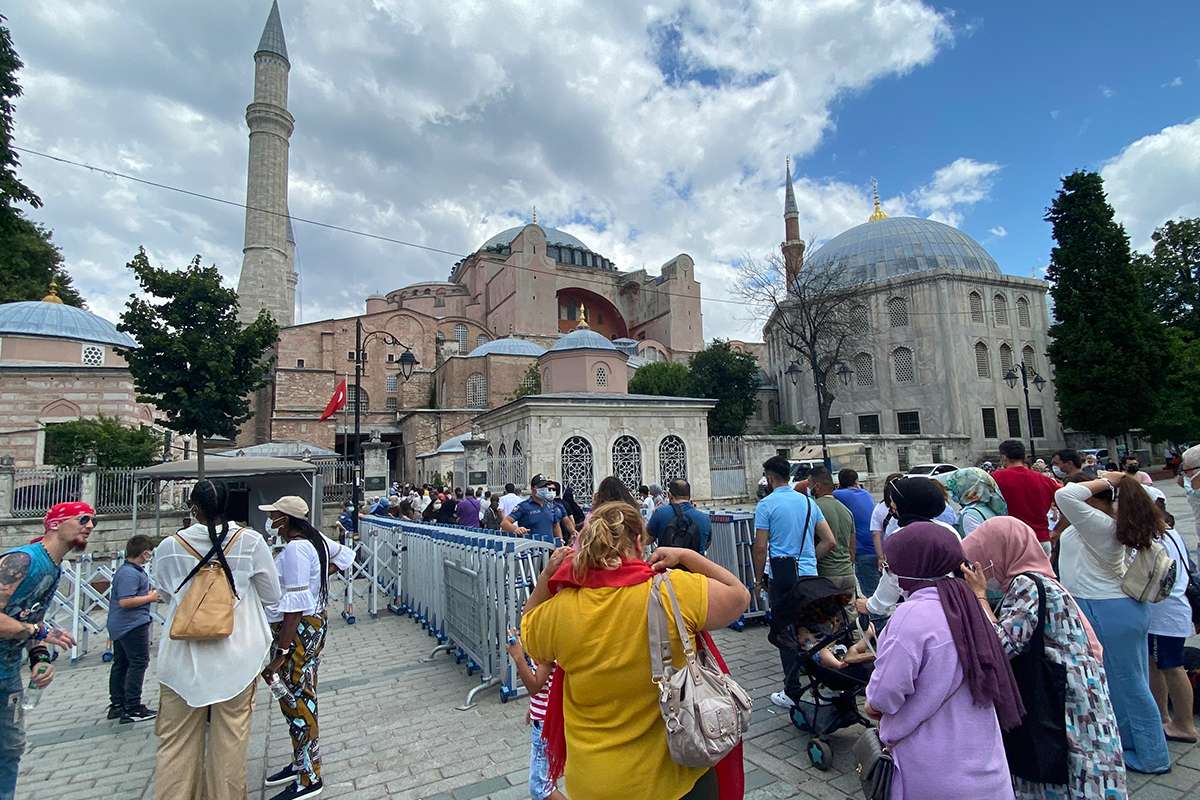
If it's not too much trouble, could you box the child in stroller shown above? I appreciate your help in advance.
[768,575,876,771]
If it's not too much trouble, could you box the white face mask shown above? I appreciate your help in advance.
[1051,465,1066,479]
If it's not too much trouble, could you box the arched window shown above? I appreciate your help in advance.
[454,323,469,353]
[560,436,594,497]
[498,443,508,485]
[892,347,915,383]
[853,352,874,387]
[512,441,526,486]
[1017,297,1031,327]
[1022,345,1036,374]
[476,334,490,348]
[595,364,609,388]
[466,372,487,408]
[849,304,869,332]
[974,342,990,378]
[347,385,368,411]
[887,296,908,328]
[999,343,1014,375]
[968,292,984,323]
[658,435,687,485]
[611,435,643,492]
[993,294,1008,325]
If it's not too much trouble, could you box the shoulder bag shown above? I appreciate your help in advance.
[169,528,242,641]
[1001,572,1069,784]
[1076,523,1176,603]
[852,728,892,800]
[647,570,752,767]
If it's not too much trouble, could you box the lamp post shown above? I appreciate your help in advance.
[786,360,833,472]
[1004,361,1047,461]
[353,316,418,533]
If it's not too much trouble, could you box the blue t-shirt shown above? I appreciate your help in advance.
[510,498,559,539]
[754,486,826,576]
[833,487,876,553]
[647,502,712,553]
[0,543,62,691]
[338,510,357,533]
[106,561,152,640]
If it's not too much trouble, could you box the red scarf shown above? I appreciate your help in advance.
[539,556,744,799]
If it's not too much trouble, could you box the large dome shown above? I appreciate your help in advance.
[467,337,546,357]
[0,300,137,348]
[479,225,591,252]
[548,327,617,353]
[806,216,1001,284]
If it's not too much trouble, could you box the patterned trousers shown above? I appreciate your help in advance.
[271,613,327,787]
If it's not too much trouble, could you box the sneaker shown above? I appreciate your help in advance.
[770,691,796,709]
[264,764,299,787]
[106,704,124,720]
[269,780,323,800]
[119,704,157,723]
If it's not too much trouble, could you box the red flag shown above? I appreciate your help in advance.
[319,379,347,421]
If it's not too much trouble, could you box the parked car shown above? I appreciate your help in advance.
[905,463,958,480]
[756,459,836,499]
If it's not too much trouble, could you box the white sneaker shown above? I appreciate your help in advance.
[770,691,795,708]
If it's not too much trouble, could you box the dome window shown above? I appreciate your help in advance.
[82,345,104,367]
[969,292,984,323]
[887,297,909,328]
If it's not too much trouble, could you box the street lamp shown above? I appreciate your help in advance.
[353,316,418,532]
[785,360,832,472]
[1003,361,1046,460]
[836,362,852,387]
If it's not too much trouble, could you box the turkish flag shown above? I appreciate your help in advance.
[319,379,347,421]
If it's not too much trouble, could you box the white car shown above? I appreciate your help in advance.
[905,463,958,480]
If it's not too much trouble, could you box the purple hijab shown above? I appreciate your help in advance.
[884,522,1025,731]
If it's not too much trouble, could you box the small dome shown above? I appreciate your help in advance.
[807,216,1001,284]
[480,225,591,253]
[435,433,471,454]
[467,337,546,357]
[0,301,137,348]
[548,327,617,353]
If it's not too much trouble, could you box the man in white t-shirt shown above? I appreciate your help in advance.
[499,483,523,520]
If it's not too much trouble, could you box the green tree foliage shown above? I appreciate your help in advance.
[117,248,279,477]
[687,340,761,436]
[0,16,38,215]
[43,416,161,468]
[512,363,542,399]
[1133,218,1200,339]
[628,361,692,397]
[1044,171,1165,438]
[1144,330,1200,443]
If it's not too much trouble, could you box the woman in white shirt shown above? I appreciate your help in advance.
[152,479,282,800]
[1146,494,1198,744]
[258,496,355,800]
[1055,472,1171,774]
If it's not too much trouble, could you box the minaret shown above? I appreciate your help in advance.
[781,158,804,291]
[237,1,296,327]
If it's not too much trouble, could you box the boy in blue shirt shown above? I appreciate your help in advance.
[106,535,161,723]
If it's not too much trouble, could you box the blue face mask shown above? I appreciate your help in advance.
[536,487,553,501]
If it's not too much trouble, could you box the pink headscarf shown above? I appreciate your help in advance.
[961,516,1103,660]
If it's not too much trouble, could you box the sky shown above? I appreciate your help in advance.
[7,0,1199,341]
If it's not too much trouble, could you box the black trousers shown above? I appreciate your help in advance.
[109,622,150,709]
[678,768,717,800]
[767,556,800,681]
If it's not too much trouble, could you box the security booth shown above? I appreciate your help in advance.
[132,457,322,539]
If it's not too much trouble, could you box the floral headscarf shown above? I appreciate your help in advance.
[944,467,1007,517]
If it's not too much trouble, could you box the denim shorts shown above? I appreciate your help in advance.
[1148,633,1186,669]
[529,719,555,800]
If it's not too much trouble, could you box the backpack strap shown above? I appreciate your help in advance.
[174,527,241,597]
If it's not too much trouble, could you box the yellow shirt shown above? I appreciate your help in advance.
[521,570,709,800]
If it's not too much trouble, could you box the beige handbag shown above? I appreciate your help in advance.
[169,529,241,641]
[647,571,752,768]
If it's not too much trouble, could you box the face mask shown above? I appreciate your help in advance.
[547,490,557,500]
[536,487,553,501]
[1125,464,1139,473]
[1051,465,1066,479]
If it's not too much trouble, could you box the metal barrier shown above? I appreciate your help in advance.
[707,511,769,626]
[11,467,81,518]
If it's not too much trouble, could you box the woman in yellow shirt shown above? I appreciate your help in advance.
[521,500,750,800]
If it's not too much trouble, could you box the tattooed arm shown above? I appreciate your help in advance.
[0,553,37,641]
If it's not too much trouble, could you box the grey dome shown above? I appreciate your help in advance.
[548,328,617,353]
[807,217,1001,284]
[480,225,590,252]
[0,301,137,348]
[435,433,471,454]
[467,337,545,358]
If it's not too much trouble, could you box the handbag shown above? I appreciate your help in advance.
[169,528,241,641]
[647,571,752,767]
[1122,539,1177,603]
[1001,573,1069,784]
[852,727,893,800]
[1163,534,1200,630]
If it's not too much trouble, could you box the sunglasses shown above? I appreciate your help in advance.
[76,515,94,526]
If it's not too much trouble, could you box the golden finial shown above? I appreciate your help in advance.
[868,177,888,222]
[576,304,590,329]
[41,280,63,304]
[531,205,538,225]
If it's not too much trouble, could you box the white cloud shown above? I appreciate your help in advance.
[1162,76,1183,88]
[6,0,955,340]
[1101,118,1200,250]
[1100,84,1115,98]
[988,225,1007,238]
[1049,109,1060,120]
[904,157,1001,228]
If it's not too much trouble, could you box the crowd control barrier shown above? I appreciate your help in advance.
[706,511,769,627]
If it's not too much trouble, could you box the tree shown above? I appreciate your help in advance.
[687,340,760,436]
[0,215,83,306]
[1133,218,1200,339]
[1143,329,1200,443]
[117,248,279,478]
[0,15,39,216]
[735,249,867,438]
[511,363,541,400]
[1044,171,1165,438]
[42,416,161,468]
[628,361,692,397]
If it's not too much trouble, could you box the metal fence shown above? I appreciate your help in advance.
[94,468,155,515]
[709,436,747,498]
[707,511,769,624]
[318,459,355,505]
[11,467,81,518]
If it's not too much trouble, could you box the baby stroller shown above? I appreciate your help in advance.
[768,576,874,771]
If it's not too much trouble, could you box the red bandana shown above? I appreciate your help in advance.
[37,501,95,540]
[540,556,744,798]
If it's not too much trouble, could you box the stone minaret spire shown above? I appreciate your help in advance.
[781,158,805,292]
[237,1,296,327]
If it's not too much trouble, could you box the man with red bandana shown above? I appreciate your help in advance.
[0,502,92,799]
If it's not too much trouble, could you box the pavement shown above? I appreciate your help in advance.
[15,480,1200,799]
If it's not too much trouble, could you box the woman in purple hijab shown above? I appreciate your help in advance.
[864,522,1023,800]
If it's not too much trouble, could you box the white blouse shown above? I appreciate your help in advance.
[152,523,282,708]
[264,533,356,623]
[1055,483,1127,601]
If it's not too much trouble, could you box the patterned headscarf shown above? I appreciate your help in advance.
[944,467,1008,516]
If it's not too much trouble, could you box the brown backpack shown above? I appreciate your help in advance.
[169,528,241,641]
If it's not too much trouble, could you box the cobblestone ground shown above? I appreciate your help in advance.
[16,482,1200,800]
